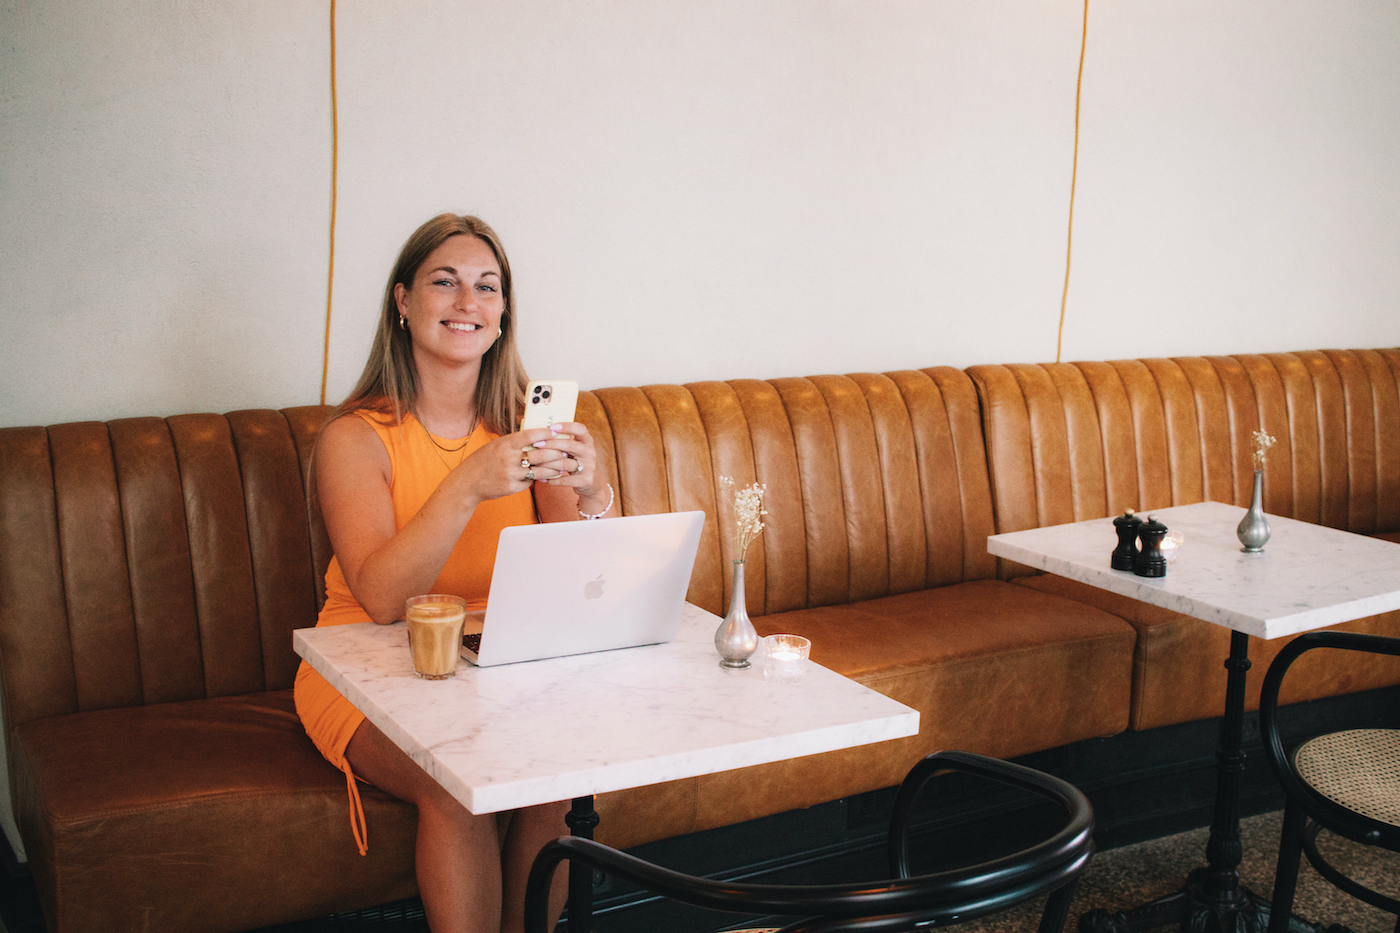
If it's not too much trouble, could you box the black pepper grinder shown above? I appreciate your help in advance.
[1111,510,1142,571]
[1134,514,1168,578]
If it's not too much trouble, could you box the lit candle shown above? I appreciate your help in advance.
[1160,530,1185,563]
[762,635,810,683]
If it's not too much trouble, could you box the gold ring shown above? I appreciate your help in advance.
[520,457,530,470]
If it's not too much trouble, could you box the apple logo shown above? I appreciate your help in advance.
[584,574,605,600]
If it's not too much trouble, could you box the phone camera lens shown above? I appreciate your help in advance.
[541,388,552,400]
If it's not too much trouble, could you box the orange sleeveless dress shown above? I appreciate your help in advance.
[294,411,537,854]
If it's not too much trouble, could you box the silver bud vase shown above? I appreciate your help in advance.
[715,559,759,669]
[1237,470,1271,553]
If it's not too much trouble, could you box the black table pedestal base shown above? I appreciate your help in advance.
[565,795,599,933]
[1078,868,1335,933]
[1078,632,1351,933]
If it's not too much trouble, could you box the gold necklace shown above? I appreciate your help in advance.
[420,414,478,469]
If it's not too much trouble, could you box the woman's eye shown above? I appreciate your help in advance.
[477,283,498,293]
[433,278,455,287]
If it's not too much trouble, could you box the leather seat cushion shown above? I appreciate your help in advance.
[595,580,1136,849]
[1015,574,1400,731]
[12,689,418,933]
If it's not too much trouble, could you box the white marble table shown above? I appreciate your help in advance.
[295,601,918,815]
[991,501,1400,638]
[988,500,1400,933]
[988,501,1400,639]
[295,600,918,932]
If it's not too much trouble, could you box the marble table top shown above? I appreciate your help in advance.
[987,501,1400,640]
[294,602,919,815]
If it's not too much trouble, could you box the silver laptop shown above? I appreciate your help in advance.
[460,510,705,666]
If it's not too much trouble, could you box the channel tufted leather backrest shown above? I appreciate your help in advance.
[968,349,1400,541]
[576,368,998,618]
[0,406,334,733]
[7,350,1390,732]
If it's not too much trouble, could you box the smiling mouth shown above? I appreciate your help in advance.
[444,321,482,332]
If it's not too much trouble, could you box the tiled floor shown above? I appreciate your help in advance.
[3,811,1395,932]
[949,810,1398,933]
[255,811,1397,933]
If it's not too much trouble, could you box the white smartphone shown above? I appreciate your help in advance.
[521,380,578,432]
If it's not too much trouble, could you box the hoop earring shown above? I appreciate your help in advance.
[399,315,407,331]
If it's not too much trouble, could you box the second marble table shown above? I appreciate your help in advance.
[988,500,1400,933]
[987,501,1400,640]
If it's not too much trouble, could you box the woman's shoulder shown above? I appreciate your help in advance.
[324,403,404,438]
[318,408,399,467]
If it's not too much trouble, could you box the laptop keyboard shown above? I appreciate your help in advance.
[463,633,482,653]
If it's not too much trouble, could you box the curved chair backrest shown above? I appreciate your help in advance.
[887,750,1097,912]
[524,750,1095,933]
[1259,630,1400,849]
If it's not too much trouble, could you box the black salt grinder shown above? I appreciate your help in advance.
[1111,510,1141,571]
[1134,514,1168,578]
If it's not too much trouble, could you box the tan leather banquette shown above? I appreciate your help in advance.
[1,348,1396,933]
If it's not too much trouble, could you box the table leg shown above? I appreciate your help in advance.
[1079,632,1324,933]
[565,795,599,933]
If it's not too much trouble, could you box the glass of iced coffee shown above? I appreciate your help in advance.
[405,594,467,680]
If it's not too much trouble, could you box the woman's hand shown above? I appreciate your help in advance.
[526,422,613,521]
[444,427,570,502]
[522,423,600,490]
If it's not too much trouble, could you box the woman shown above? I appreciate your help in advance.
[295,214,612,933]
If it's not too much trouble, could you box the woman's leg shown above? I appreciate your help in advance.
[499,800,571,933]
[345,719,502,933]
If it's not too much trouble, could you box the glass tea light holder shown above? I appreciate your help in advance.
[1160,530,1185,564]
[761,634,811,684]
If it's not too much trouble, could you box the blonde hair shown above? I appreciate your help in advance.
[336,214,529,435]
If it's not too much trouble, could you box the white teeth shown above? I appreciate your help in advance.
[445,322,481,332]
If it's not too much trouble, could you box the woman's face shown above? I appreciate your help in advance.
[394,234,505,369]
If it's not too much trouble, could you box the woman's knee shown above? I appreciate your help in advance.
[511,800,570,835]
[419,790,493,834]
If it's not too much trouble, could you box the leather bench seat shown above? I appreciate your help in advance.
[756,582,1135,765]
[1015,575,1400,731]
[11,691,417,933]
[595,580,1138,850]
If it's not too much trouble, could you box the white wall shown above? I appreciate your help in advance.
[4,1,1398,432]
[1,0,1398,859]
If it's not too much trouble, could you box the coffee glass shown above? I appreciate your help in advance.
[405,594,467,680]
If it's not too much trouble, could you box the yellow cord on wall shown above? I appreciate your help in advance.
[1056,0,1089,365]
[321,0,339,405]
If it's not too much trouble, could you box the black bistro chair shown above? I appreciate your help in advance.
[524,750,1095,933]
[1259,631,1400,933]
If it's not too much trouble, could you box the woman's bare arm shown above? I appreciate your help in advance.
[319,417,568,622]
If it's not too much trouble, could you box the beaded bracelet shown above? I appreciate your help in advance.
[579,483,615,520]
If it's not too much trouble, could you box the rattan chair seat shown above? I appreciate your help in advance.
[1294,728,1400,828]
[1260,634,1400,933]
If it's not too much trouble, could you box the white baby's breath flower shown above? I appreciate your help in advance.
[719,474,768,560]
[1252,430,1276,470]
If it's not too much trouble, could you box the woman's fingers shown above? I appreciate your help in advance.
[529,423,599,491]
[465,424,599,493]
